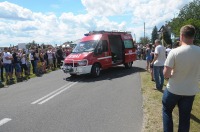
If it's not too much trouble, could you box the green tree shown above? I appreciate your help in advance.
[160,25,172,46]
[179,0,200,20]
[151,26,158,44]
[168,0,200,45]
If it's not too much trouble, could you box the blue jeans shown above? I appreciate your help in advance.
[3,63,12,73]
[34,60,38,74]
[153,66,164,89]
[162,89,195,132]
[13,63,21,73]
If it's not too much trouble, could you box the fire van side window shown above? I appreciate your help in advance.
[124,40,133,48]
[102,40,108,52]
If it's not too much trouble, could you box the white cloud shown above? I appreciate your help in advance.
[81,0,129,16]
[0,1,33,21]
[94,17,127,31]
[0,0,194,46]
[81,0,193,42]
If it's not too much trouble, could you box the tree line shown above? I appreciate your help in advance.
[139,0,200,46]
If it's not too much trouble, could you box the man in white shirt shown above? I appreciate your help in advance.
[47,47,54,70]
[2,47,13,83]
[151,39,166,90]
[165,45,171,57]
[163,25,200,132]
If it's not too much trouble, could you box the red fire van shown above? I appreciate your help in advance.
[61,31,136,77]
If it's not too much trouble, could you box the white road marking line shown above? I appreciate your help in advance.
[31,82,74,104]
[0,118,12,126]
[38,82,78,105]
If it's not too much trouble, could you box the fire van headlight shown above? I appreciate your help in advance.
[77,60,88,66]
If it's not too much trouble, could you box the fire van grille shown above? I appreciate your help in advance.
[65,63,78,67]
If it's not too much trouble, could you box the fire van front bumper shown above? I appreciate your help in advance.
[61,65,92,75]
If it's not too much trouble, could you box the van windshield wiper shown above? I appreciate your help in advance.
[71,51,83,53]
[84,48,94,52]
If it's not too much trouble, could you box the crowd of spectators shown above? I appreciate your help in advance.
[0,45,72,87]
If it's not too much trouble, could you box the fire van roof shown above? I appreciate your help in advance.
[84,30,131,36]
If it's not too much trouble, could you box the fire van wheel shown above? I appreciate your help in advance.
[124,62,133,69]
[70,74,77,77]
[91,63,101,77]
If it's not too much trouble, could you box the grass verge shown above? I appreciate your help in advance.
[0,68,59,87]
[141,71,200,132]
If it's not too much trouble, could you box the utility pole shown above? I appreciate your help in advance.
[143,22,146,44]
[144,22,145,38]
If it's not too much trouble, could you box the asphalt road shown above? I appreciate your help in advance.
[0,60,145,132]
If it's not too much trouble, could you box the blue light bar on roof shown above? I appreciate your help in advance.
[84,33,89,36]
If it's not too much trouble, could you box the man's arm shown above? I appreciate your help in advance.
[163,49,175,79]
[151,53,158,64]
[163,66,173,79]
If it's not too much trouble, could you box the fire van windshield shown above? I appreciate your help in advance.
[72,40,98,53]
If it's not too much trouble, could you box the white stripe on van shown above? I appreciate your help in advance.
[125,52,137,55]
[97,56,112,60]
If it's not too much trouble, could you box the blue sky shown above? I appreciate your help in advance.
[3,0,86,15]
[0,0,193,47]
[6,0,131,25]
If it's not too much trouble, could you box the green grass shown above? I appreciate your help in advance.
[141,71,200,132]
[0,67,59,87]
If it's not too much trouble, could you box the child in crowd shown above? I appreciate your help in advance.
[20,50,29,79]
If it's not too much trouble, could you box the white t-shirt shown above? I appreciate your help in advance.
[166,48,171,56]
[21,54,26,64]
[154,45,166,66]
[164,45,200,95]
[47,50,53,59]
[3,52,12,64]
[29,53,34,61]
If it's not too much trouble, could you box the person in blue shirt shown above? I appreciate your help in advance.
[145,44,152,71]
